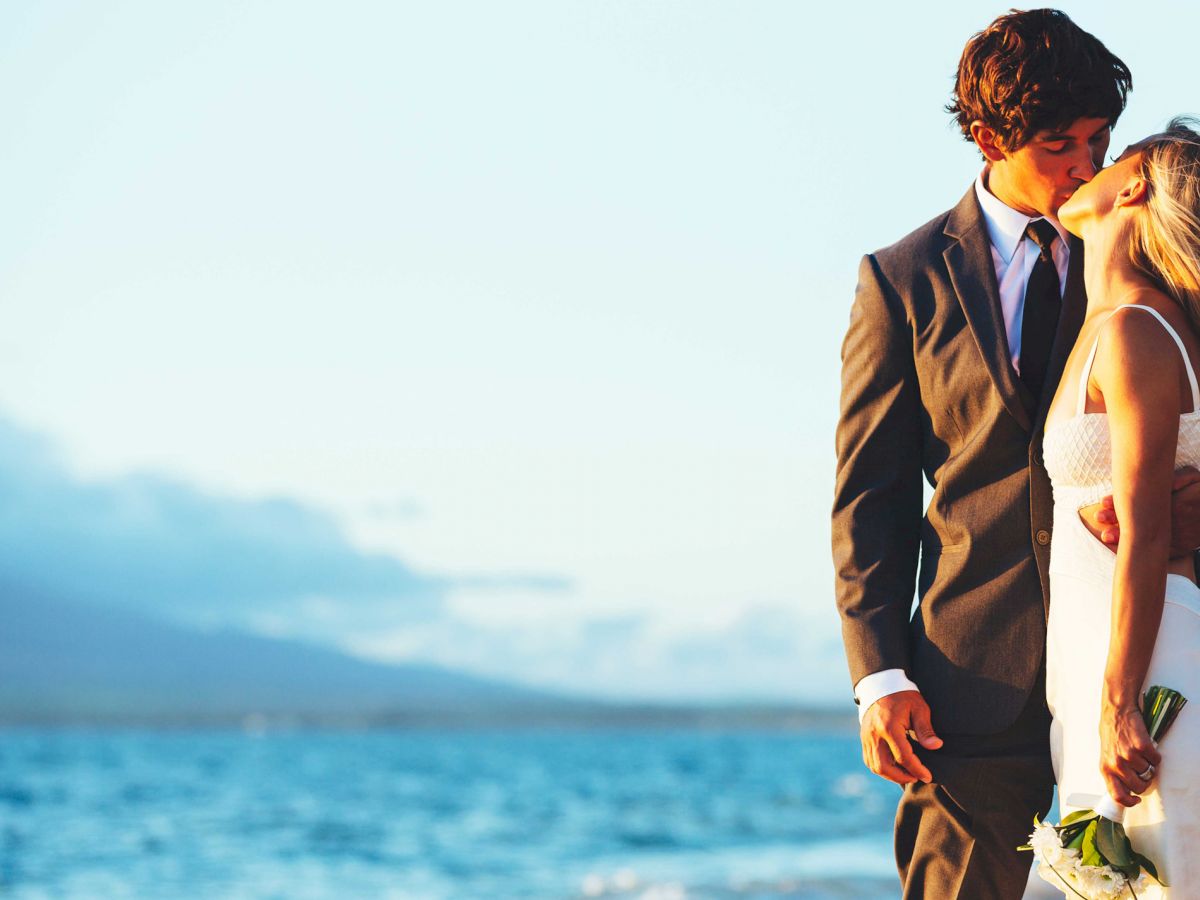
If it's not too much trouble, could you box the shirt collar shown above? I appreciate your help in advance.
[974,168,1071,263]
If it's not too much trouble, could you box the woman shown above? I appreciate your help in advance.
[1045,117,1200,895]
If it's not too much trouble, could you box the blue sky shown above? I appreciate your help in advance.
[1,2,1197,703]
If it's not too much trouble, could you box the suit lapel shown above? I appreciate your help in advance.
[943,187,1033,432]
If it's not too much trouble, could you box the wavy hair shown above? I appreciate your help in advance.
[1130,118,1200,333]
[948,9,1132,152]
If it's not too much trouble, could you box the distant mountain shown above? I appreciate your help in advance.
[0,580,575,725]
[0,583,854,730]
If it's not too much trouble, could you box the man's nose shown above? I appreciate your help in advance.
[1071,149,1100,182]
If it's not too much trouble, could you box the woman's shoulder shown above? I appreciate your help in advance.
[1103,292,1196,351]
[1093,293,1199,398]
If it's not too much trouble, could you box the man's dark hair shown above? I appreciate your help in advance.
[947,8,1132,152]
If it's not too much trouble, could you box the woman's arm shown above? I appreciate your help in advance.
[1093,308,1175,807]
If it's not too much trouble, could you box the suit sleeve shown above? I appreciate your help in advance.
[832,253,924,689]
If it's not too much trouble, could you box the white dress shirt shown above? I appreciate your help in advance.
[853,169,1072,720]
[973,169,1071,372]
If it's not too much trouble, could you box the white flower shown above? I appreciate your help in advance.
[1028,820,1155,898]
[1029,822,1079,869]
[1030,823,1063,858]
[1075,862,1126,899]
[1035,853,1133,899]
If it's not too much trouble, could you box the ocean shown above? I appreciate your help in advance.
[0,728,903,899]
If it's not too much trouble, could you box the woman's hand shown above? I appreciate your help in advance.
[1100,700,1162,807]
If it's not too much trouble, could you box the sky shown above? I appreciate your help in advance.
[1,1,1198,704]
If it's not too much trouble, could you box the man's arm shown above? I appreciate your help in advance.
[833,253,923,686]
[1082,467,1200,558]
[855,669,920,721]
[833,254,941,784]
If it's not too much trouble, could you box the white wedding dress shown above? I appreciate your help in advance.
[1044,304,1200,897]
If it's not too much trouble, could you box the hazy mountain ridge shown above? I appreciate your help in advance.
[0,583,853,729]
[0,580,571,724]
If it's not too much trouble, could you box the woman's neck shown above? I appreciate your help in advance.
[1079,219,1156,312]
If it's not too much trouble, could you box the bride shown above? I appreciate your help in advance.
[1045,117,1200,895]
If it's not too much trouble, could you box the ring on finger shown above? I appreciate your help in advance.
[1136,763,1156,781]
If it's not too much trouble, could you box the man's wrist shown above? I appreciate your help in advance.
[854,669,920,722]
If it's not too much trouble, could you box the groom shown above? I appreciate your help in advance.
[830,10,1197,898]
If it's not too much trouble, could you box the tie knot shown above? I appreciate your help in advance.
[1026,219,1059,262]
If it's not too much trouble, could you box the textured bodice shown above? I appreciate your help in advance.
[1043,411,1200,510]
[1043,304,1200,585]
[1041,303,1200,513]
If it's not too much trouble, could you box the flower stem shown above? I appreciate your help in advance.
[1044,859,1089,900]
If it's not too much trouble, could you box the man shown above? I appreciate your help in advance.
[831,10,1168,898]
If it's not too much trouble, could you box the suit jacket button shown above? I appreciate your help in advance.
[1036,529,1051,546]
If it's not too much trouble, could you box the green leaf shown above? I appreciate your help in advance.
[1065,825,1089,850]
[1081,821,1103,867]
[1060,809,1099,827]
[1115,861,1141,879]
[1142,685,1189,742]
[1135,852,1164,886]
[1095,818,1135,867]
[1016,843,1033,852]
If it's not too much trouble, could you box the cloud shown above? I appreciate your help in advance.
[360,498,427,521]
[0,417,563,638]
[0,417,846,704]
[348,603,850,705]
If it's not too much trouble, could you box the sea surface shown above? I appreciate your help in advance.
[0,728,905,899]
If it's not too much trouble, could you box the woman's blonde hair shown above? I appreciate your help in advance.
[1130,117,1200,332]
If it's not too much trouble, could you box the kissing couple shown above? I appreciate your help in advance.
[833,8,1200,899]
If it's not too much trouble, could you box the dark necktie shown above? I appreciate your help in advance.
[1019,219,1062,401]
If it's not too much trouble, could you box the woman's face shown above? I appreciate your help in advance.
[1057,140,1154,237]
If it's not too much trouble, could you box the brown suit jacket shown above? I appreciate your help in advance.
[832,184,1085,735]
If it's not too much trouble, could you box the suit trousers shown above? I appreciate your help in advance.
[894,665,1055,900]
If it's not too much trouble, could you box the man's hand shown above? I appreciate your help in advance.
[1169,467,1200,557]
[859,690,943,786]
[1083,467,1200,554]
[1080,496,1120,546]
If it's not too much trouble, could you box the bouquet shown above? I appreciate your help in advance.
[1020,685,1188,899]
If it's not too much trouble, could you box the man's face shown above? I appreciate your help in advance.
[994,116,1113,218]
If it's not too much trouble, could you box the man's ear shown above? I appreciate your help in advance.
[1115,178,1149,208]
[968,121,1008,163]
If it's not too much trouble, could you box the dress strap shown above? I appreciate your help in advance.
[1076,304,1200,415]
[1076,332,1103,416]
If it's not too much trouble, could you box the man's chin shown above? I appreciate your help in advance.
[1044,192,1075,220]
[1059,183,1084,202]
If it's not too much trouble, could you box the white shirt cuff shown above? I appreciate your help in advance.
[854,669,920,722]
